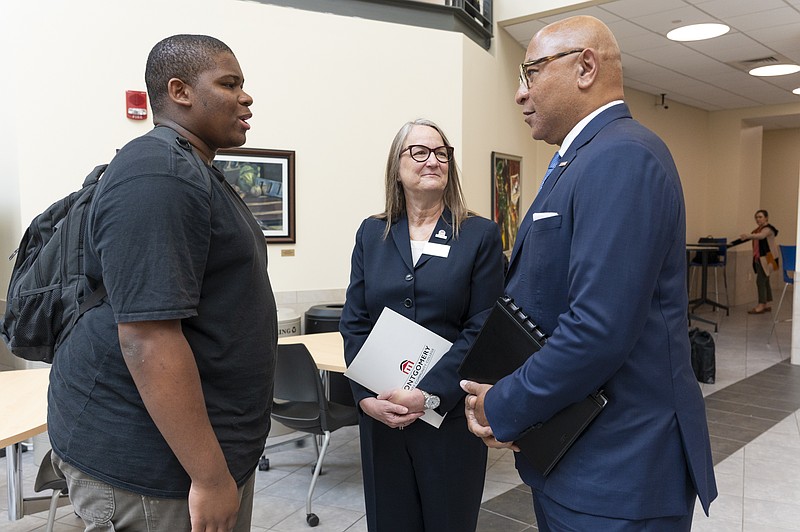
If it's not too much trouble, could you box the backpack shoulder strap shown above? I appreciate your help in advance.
[146,126,213,193]
[83,164,108,187]
[76,163,110,318]
[77,283,107,316]
[78,128,210,320]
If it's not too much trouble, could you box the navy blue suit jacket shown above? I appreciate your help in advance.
[340,211,504,416]
[486,104,717,519]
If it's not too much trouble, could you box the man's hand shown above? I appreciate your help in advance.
[188,474,240,532]
[461,380,518,450]
[360,394,424,429]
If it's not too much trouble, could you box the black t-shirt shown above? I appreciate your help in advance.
[48,128,277,498]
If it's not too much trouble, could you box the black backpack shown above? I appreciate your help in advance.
[2,127,214,363]
[1,164,109,363]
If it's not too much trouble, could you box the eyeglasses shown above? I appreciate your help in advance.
[519,49,584,88]
[403,145,454,163]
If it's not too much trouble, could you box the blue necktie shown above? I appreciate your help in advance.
[538,151,561,192]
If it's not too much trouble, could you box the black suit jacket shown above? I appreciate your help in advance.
[340,210,504,416]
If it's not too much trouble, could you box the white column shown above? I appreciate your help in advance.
[792,163,800,365]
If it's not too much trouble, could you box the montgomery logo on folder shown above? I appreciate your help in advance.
[401,346,437,389]
[458,296,608,476]
[345,308,451,428]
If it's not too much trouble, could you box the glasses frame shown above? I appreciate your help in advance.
[519,48,584,88]
[403,144,454,163]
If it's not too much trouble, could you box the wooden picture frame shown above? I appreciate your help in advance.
[216,148,296,243]
[491,152,522,253]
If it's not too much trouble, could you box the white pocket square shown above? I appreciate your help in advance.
[532,212,559,221]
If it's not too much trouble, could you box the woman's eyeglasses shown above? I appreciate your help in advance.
[403,145,454,163]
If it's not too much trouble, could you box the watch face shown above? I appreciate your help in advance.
[425,394,440,409]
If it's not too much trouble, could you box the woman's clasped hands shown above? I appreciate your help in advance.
[359,388,425,430]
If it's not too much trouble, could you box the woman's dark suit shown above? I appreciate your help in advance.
[340,209,504,532]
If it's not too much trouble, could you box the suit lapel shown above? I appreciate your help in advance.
[533,161,569,207]
[415,210,453,269]
[390,216,414,271]
[390,210,454,270]
[536,104,631,204]
[507,104,633,275]
[507,161,569,271]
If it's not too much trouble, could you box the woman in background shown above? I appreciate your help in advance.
[740,209,779,314]
[340,119,504,531]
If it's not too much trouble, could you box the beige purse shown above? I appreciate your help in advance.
[760,252,779,275]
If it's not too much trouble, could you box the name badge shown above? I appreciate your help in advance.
[422,242,450,258]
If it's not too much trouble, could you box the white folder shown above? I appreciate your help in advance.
[344,307,452,428]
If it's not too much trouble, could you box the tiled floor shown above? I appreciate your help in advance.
[1,300,797,531]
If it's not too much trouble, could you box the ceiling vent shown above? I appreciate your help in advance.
[727,53,794,72]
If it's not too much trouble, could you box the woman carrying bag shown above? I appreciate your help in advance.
[740,209,779,314]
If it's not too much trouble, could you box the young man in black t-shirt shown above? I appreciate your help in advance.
[48,34,277,532]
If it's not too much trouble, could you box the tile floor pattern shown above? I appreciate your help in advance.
[1,301,797,531]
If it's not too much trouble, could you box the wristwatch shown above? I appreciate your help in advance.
[420,390,441,410]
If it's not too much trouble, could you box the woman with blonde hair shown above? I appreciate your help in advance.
[340,119,504,531]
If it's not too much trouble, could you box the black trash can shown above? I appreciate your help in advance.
[304,304,354,406]
[305,304,345,335]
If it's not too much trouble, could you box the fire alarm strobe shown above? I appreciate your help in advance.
[126,90,148,120]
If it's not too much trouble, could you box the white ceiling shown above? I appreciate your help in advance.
[501,0,800,127]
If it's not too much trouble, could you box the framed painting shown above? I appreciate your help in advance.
[491,152,522,254]
[216,147,296,243]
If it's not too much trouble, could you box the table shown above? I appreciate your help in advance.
[686,244,729,332]
[1,368,63,521]
[278,331,348,402]
[278,331,346,373]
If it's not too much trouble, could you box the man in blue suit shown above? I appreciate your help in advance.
[461,15,717,530]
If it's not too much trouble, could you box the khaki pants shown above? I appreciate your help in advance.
[52,453,255,532]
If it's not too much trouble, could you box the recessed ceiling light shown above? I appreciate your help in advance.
[749,64,800,77]
[667,23,730,42]
[793,88,800,95]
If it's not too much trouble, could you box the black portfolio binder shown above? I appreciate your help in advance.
[459,296,608,476]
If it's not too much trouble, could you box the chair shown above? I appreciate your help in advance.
[769,245,795,343]
[689,237,729,314]
[264,343,358,527]
[33,449,69,532]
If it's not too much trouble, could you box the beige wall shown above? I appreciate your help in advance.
[462,26,539,216]
[762,128,800,247]
[759,128,800,306]
[2,0,800,304]
[623,90,712,240]
[0,0,468,295]
[0,4,22,300]
[0,1,555,297]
